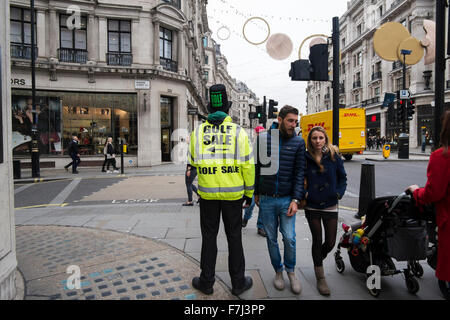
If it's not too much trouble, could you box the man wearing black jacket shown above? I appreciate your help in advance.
[64,134,81,174]
[255,105,306,295]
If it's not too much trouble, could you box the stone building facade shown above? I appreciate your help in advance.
[1,0,18,300]
[306,0,450,147]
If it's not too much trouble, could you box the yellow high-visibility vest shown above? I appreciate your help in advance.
[188,116,255,201]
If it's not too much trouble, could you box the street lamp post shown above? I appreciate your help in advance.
[30,0,40,177]
[398,49,411,159]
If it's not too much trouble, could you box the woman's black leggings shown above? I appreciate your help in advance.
[305,210,338,267]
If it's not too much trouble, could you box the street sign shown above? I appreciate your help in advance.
[399,89,411,99]
[187,108,198,115]
[382,92,396,108]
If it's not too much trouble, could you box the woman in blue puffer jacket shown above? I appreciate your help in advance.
[304,126,347,296]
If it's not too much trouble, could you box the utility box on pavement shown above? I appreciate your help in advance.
[398,134,409,159]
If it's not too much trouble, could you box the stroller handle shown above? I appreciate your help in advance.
[388,191,410,214]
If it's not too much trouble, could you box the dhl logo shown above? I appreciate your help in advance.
[307,123,325,131]
[343,113,359,117]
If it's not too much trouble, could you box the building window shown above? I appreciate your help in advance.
[10,7,37,59]
[357,24,362,36]
[378,6,383,18]
[358,51,363,66]
[162,0,181,9]
[202,36,208,47]
[204,55,209,65]
[374,87,380,96]
[159,27,178,72]
[59,14,87,63]
[342,37,346,48]
[107,19,132,66]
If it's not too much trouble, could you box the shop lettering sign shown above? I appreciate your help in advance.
[11,78,27,86]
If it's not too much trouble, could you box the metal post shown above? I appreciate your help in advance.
[402,53,407,133]
[120,140,124,174]
[30,0,40,177]
[332,17,340,147]
[356,162,376,218]
[434,0,446,150]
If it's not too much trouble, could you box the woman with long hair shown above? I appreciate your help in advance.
[407,110,450,299]
[304,126,347,295]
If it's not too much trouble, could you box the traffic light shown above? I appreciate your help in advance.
[406,98,415,121]
[268,99,278,118]
[309,43,329,81]
[289,43,329,81]
[251,105,262,120]
[260,97,267,126]
[397,99,405,120]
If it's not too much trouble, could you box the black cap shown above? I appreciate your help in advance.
[207,84,232,114]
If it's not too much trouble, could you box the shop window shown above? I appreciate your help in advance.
[11,91,138,156]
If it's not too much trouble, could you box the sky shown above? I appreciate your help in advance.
[206,0,350,114]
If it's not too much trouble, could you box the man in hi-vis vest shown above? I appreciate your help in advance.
[189,84,254,296]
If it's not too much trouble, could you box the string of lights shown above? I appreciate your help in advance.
[210,0,331,24]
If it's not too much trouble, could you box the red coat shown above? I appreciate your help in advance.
[413,147,450,281]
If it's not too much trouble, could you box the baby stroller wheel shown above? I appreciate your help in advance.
[409,261,424,278]
[335,258,345,273]
[438,280,450,300]
[405,277,420,294]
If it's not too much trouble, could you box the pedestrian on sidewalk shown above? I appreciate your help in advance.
[255,105,306,295]
[182,163,199,206]
[407,110,450,299]
[64,134,81,174]
[188,84,254,297]
[101,138,109,172]
[304,126,347,296]
[242,126,265,237]
[104,137,119,173]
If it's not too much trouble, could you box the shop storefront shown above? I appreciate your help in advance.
[11,89,138,157]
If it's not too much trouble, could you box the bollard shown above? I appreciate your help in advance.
[120,141,124,174]
[13,160,21,179]
[356,161,375,218]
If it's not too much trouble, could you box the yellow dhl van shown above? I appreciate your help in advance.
[300,108,366,160]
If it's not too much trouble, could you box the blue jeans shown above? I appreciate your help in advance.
[243,196,264,229]
[259,195,296,273]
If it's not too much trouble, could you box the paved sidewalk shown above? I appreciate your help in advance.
[14,203,444,300]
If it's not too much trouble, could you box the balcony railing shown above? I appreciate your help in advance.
[160,57,178,72]
[11,43,38,60]
[392,60,403,70]
[162,0,181,9]
[353,80,361,89]
[361,96,380,107]
[58,48,88,64]
[371,71,382,81]
[106,52,132,66]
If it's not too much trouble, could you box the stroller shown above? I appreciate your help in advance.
[334,191,431,297]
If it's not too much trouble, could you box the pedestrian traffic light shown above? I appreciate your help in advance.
[268,99,278,118]
[252,105,262,119]
[289,43,329,81]
[406,98,415,121]
[259,97,267,127]
[397,99,405,120]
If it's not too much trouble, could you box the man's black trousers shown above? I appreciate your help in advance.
[199,198,246,289]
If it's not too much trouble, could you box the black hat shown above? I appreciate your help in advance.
[207,84,232,114]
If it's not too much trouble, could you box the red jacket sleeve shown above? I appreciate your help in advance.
[413,149,450,205]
